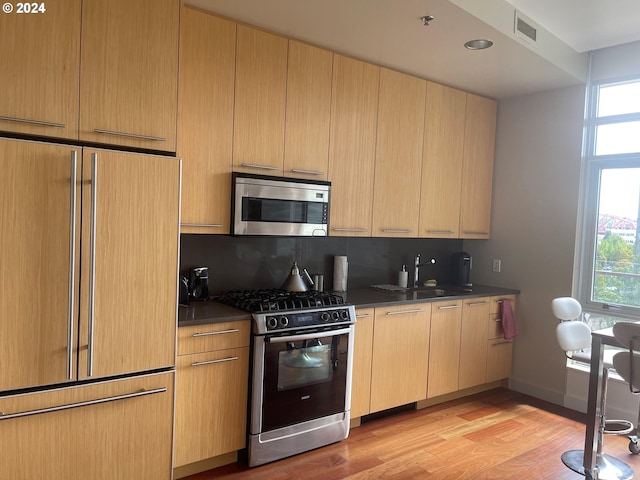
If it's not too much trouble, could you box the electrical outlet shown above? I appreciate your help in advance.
[492,258,501,273]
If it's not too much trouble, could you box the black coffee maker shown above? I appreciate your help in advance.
[189,266,209,300]
[451,252,472,288]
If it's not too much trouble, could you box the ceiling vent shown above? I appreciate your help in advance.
[514,10,538,45]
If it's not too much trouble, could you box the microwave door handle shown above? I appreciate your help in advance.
[265,327,352,344]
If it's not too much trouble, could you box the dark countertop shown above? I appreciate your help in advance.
[177,284,520,327]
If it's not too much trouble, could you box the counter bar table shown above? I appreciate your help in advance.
[581,326,635,479]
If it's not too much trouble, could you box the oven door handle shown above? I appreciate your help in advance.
[265,327,352,344]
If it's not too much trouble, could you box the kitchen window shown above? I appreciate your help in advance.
[578,77,640,328]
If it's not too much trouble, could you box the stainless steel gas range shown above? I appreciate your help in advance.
[217,289,356,467]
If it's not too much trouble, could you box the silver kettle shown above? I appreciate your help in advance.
[280,262,314,292]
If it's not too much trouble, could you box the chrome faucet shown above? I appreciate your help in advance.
[414,254,436,288]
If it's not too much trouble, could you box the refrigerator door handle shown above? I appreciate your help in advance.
[87,153,98,377]
[0,387,167,420]
[67,151,78,380]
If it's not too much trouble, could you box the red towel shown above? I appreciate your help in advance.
[501,299,518,340]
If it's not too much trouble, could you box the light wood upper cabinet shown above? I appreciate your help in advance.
[79,0,180,151]
[284,41,333,180]
[427,300,463,398]
[419,83,467,238]
[459,297,491,390]
[372,68,426,237]
[328,55,379,237]
[459,93,497,239]
[78,148,179,380]
[351,309,375,418]
[0,0,81,140]
[1,372,174,479]
[178,8,236,234]
[370,304,430,413]
[233,25,288,175]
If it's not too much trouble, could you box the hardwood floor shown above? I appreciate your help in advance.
[183,388,640,479]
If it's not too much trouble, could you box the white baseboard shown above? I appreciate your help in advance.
[508,377,566,406]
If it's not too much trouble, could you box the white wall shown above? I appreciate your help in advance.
[464,84,586,405]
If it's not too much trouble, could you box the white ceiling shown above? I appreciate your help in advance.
[185,0,640,100]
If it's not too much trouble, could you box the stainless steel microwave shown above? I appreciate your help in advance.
[231,173,330,236]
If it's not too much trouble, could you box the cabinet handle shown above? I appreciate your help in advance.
[191,357,238,367]
[0,115,65,128]
[437,305,462,310]
[333,228,369,233]
[386,309,426,315]
[463,231,489,235]
[382,229,412,234]
[192,329,240,337]
[467,301,490,307]
[291,168,324,176]
[93,129,166,142]
[181,223,223,228]
[87,153,98,377]
[66,151,78,380]
[427,230,455,234]
[491,341,512,347]
[0,387,167,420]
[356,313,374,318]
[240,163,278,171]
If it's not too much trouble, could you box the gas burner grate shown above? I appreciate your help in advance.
[216,289,345,313]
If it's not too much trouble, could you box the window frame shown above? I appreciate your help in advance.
[577,75,640,322]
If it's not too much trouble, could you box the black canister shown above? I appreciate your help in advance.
[189,266,209,300]
[451,252,472,288]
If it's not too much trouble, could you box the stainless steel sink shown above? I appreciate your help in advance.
[371,285,469,299]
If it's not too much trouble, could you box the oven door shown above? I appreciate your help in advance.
[250,326,353,435]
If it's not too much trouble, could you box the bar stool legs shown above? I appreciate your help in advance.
[561,450,634,479]
[561,367,634,479]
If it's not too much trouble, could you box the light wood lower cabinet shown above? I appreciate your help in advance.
[174,321,251,468]
[351,308,375,418]
[486,295,516,382]
[370,304,431,413]
[352,296,515,419]
[459,298,491,390]
[0,371,174,480]
[427,300,463,398]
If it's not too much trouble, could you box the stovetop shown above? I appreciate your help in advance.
[215,289,345,313]
[215,289,354,334]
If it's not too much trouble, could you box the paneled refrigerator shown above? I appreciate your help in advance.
[0,137,180,479]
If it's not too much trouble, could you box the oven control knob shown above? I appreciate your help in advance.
[340,310,350,320]
[321,312,331,322]
[279,316,289,327]
[267,317,278,329]
[331,311,340,320]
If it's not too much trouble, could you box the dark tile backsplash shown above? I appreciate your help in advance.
[180,234,466,294]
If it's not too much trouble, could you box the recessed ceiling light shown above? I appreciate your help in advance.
[464,39,494,50]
